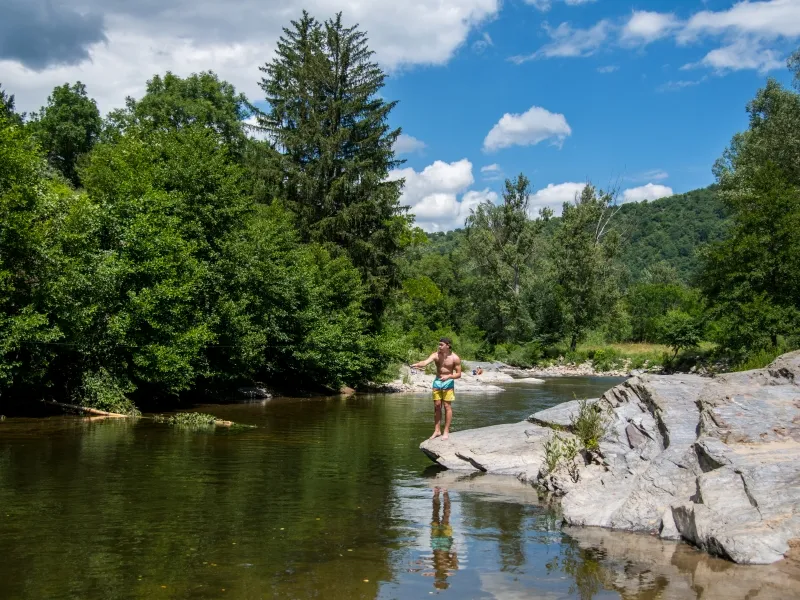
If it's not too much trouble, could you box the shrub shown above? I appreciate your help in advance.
[570,398,608,452]
[72,369,139,416]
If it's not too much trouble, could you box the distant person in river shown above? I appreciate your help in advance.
[411,338,462,440]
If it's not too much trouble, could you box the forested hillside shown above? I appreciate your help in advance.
[615,187,730,283]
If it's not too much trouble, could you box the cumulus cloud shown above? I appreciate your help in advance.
[621,11,680,45]
[681,0,800,41]
[483,105,572,152]
[511,20,611,62]
[394,134,426,155]
[388,159,494,231]
[622,183,674,203]
[682,39,784,73]
[528,182,587,216]
[2,0,500,113]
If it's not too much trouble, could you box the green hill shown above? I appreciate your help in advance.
[614,186,731,283]
[423,186,730,284]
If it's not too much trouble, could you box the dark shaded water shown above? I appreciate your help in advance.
[2,378,798,599]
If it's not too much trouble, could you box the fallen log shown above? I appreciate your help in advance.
[41,400,131,418]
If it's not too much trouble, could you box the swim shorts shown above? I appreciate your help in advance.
[432,378,455,402]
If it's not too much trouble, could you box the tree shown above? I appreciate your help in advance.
[257,11,407,318]
[551,185,622,351]
[702,75,800,354]
[0,84,23,124]
[657,309,702,359]
[0,113,63,390]
[106,71,252,153]
[465,174,549,343]
[29,82,102,187]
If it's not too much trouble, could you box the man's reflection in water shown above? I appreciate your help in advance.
[429,486,458,590]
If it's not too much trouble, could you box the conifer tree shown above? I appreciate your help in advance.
[258,11,407,318]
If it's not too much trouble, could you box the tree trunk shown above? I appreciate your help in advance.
[570,334,578,352]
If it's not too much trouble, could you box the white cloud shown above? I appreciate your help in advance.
[483,105,572,152]
[656,78,707,92]
[627,169,669,182]
[481,163,501,173]
[394,134,426,155]
[682,39,784,73]
[597,64,618,73]
[511,20,611,62]
[388,159,494,231]
[621,11,680,45]
[682,0,800,41]
[528,182,587,216]
[2,0,501,113]
[525,0,596,12]
[622,183,674,203]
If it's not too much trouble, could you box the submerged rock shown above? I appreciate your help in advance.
[420,351,800,565]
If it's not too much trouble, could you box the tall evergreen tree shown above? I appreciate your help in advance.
[29,82,102,187]
[257,11,407,318]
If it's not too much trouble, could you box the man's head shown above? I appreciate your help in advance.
[438,337,452,353]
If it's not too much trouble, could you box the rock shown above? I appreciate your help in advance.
[237,386,272,399]
[339,386,356,396]
[419,350,800,565]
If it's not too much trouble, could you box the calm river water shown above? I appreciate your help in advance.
[2,377,799,599]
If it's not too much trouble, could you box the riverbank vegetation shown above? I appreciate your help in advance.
[1,12,798,412]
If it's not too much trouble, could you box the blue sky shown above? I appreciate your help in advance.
[4,0,799,230]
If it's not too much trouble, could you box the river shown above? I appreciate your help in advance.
[1,377,798,599]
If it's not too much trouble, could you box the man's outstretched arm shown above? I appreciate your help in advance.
[411,353,437,369]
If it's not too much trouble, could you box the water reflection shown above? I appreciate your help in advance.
[427,487,459,590]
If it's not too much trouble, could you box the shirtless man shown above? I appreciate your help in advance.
[411,338,462,440]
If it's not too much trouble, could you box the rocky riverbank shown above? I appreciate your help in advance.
[420,351,800,565]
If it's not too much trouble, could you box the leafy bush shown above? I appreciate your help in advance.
[591,348,622,372]
[570,398,608,452]
[72,369,139,416]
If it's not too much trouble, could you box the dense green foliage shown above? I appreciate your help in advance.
[615,187,730,283]
[1,19,798,412]
[28,82,102,186]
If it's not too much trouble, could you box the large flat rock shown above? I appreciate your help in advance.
[419,351,800,565]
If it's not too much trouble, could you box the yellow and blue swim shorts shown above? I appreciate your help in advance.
[432,377,455,402]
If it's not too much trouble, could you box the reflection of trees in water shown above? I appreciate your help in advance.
[546,538,606,600]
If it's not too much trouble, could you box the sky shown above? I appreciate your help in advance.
[2,0,799,231]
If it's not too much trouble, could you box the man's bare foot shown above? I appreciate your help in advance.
[429,431,442,440]
[442,432,449,440]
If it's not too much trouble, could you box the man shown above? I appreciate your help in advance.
[411,338,462,440]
